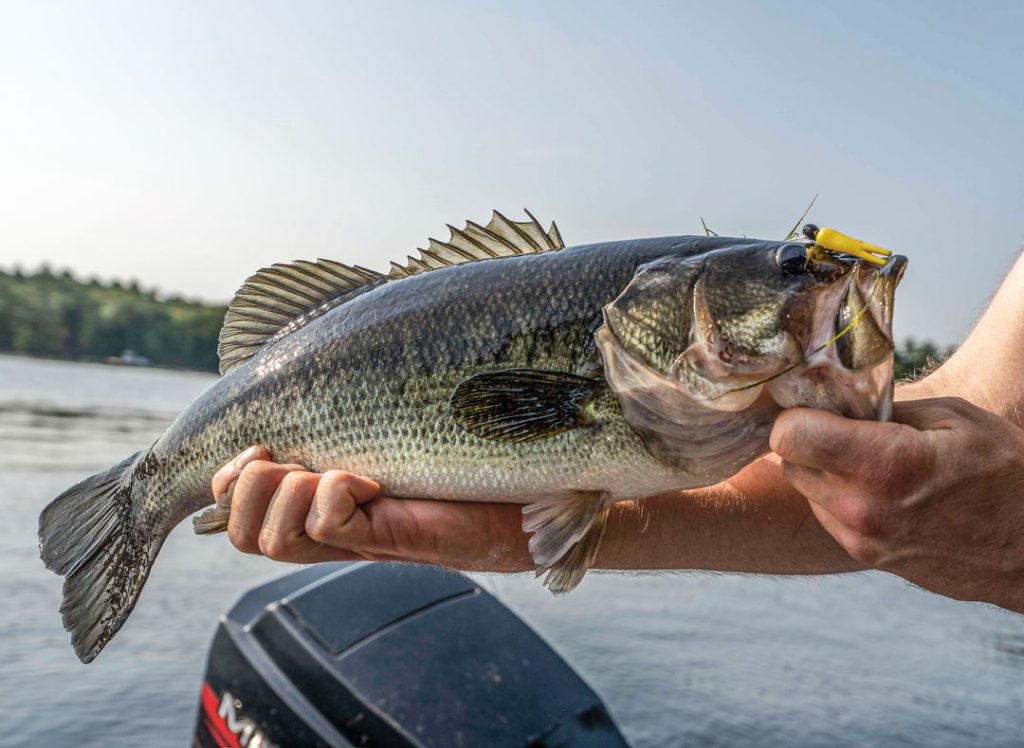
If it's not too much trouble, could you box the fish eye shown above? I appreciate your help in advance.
[777,244,808,276]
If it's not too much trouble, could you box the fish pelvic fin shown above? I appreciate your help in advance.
[523,491,608,595]
[192,489,232,535]
[38,451,163,663]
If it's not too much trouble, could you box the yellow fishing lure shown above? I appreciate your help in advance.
[805,225,893,266]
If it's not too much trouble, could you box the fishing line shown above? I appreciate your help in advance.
[698,267,884,402]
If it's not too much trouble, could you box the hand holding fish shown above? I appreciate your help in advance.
[772,397,1024,613]
[210,446,535,572]
[212,446,865,576]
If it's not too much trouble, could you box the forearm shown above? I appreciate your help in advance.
[914,249,1024,423]
[596,457,865,574]
[592,368,968,575]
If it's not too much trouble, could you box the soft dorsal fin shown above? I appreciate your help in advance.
[388,209,564,279]
[217,260,386,374]
[217,210,564,375]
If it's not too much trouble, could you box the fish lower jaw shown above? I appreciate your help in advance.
[766,352,893,421]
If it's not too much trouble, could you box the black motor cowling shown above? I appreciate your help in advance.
[194,562,628,747]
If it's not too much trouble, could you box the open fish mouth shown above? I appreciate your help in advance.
[831,254,907,369]
[766,253,908,421]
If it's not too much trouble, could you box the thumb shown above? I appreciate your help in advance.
[771,407,905,475]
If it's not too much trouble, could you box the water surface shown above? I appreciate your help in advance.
[2,354,1022,746]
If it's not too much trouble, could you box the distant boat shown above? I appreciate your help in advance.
[105,349,152,367]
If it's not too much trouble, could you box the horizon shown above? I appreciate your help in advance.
[3,1,1023,346]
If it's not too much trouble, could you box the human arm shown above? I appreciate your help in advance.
[901,248,1024,423]
[211,442,862,576]
[772,397,1024,612]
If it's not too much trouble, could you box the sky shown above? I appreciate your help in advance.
[2,0,1022,345]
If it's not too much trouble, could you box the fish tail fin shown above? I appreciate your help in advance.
[39,451,163,663]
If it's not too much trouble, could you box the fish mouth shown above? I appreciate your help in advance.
[767,254,908,421]
[833,254,906,369]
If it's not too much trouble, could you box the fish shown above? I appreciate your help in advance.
[39,210,907,662]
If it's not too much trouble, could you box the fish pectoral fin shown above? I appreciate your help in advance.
[523,491,609,595]
[450,369,604,443]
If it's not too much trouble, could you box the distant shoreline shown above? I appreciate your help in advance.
[0,350,217,376]
[0,267,225,373]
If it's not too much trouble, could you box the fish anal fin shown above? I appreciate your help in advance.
[542,506,610,596]
[450,369,603,443]
[523,491,608,595]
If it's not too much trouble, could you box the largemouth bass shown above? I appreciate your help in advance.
[39,211,906,662]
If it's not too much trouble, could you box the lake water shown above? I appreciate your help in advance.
[2,354,1022,747]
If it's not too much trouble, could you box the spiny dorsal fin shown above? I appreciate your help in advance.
[388,209,564,279]
[217,259,386,374]
[217,210,564,375]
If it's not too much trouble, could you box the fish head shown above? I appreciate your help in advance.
[601,240,907,421]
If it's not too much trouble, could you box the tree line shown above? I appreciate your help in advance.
[0,266,948,377]
[0,266,226,372]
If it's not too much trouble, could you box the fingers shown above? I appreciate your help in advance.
[214,449,532,572]
[258,470,323,562]
[770,408,912,476]
[781,460,887,565]
[306,489,531,571]
[303,470,383,551]
[211,445,270,499]
[227,460,308,554]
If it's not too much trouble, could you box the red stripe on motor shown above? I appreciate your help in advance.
[200,682,243,748]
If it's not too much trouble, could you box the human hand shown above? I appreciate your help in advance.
[209,448,534,572]
[771,397,1024,612]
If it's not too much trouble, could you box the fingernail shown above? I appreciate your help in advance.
[233,446,262,470]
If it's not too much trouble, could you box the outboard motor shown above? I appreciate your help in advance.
[194,562,628,747]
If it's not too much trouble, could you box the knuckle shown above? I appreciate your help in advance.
[842,503,883,538]
[306,500,346,543]
[258,529,292,561]
[228,525,261,555]
[305,489,359,544]
[842,534,880,566]
[278,469,314,494]
[942,396,972,412]
[863,436,923,497]
[322,468,356,483]
[305,511,334,544]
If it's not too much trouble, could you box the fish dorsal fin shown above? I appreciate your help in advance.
[217,210,564,375]
[217,259,386,374]
[388,209,564,279]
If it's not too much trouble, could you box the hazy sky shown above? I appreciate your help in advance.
[2,1,1022,344]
